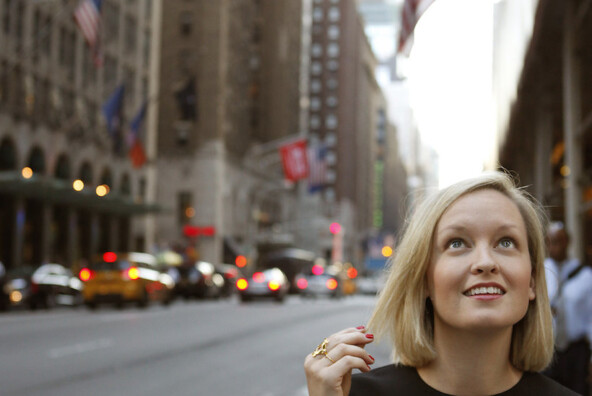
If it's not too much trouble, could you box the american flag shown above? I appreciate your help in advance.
[73,0,102,64]
[307,144,328,193]
[398,0,435,55]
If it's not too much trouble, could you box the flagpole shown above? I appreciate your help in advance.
[144,0,163,252]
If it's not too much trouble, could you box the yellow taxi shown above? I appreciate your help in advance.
[79,252,175,309]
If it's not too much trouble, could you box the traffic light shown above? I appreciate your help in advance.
[329,222,341,235]
[235,255,247,268]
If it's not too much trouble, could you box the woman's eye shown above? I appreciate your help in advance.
[499,238,515,248]
[447,239,464,249]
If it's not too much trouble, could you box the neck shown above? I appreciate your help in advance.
[417,325,522,396]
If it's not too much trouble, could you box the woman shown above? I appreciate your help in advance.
[304,172,578,395]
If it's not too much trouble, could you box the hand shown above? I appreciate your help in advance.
[304,326,375,396]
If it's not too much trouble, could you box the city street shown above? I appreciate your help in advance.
[0,295,391,396]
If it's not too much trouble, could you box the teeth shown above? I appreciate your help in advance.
[466,287,503,296]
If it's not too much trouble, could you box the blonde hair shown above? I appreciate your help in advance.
[367,171,553,371]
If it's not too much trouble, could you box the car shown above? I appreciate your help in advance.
[295,269,342,299]
[79,252,175,309]
[1,263,84,310]
[236,267,290,303]
[175,260,225,299]
[214,263,243,297]
[356,271,386,295]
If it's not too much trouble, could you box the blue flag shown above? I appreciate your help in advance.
[127,101,147,148]
[102,84,124,136]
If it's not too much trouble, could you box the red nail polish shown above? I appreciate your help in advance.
[365,333,374,339]
[367,365,372,370]
[369,355,375,361]
[356,325,365,329]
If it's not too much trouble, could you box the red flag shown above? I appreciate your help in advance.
[129,141,147,168]
[398,0,435,55]
[279,139,309,181]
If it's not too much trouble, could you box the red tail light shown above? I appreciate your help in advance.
[79,268,94,282]
[236,278,248,290]
[252,272,265,283]
[123,267,139,280]
[268,280,280,291]
[326,278,338,290]
[103,252,117,262]
[31,282,39,293]
[296,278,308,289]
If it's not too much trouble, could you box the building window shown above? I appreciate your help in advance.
[326,78,338,89]
[325,132,336,147]
[326,169,336,183]
[2,0,10,36]
[326,150,336,165]
[326,96,338,107]
[326,114,338,129]
[180,11,193,35]
[327,43,339,57]
[123,67,135,109]
[313,7,323,22]
[103,2,120,44]
[41,15,52,57]
[327,25,340,40]
[328,7,340,21]
[327,60,339,71]
[311,61,322,76]
[103,56,118,92]
[325,188,335,202]
[310,79,321,93]
[125,15,137,53]
[311,43,322,58]
[310,115,320,129]
[178,191,193,225]
[178,49,194,73]
[310,97,321,111]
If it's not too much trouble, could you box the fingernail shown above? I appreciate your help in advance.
[356,325,365,330]
[369,355,375,361]
[367,365,372,370]
[365,333,374,339]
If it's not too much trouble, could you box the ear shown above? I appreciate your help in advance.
[528,276,536,301]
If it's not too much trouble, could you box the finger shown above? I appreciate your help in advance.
[326,343,375,366]
[326,330,374,352]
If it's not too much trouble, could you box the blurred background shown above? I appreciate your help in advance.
[0,0,591,395]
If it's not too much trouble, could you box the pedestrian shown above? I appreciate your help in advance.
[543,221,592,395]
[304,172,577,395]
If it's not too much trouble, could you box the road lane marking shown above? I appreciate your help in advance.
[47,338,113,359]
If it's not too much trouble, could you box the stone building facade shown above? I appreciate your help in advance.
[0,0,155,270]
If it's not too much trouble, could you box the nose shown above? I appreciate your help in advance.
[471,245,499,274]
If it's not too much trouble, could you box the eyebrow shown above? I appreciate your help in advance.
[438,223,522,234]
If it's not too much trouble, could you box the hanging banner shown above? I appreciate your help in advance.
[279,139,309,181]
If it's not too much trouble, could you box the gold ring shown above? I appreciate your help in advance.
[324,354,336,364]
[312,338,329,357]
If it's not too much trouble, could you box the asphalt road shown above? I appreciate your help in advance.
[0,295,391,396]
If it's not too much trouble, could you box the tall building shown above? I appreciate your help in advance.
[494,0,592,262]
[305,0,392,264]
[154,0,304,265]
[0,0,156,270]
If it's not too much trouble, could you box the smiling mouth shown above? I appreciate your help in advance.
[464,286,505,296]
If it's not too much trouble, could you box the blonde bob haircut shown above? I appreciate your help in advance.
[367,171,554,371]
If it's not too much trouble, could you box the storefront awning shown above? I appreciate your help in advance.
[0,171,164,216]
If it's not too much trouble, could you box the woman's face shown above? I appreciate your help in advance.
[426,189,535,334]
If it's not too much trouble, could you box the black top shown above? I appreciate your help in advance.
[350,364,579,395]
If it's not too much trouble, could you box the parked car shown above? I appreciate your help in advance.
[175,260,224,299]
[355,271,386,296]
[1,263,83,310]
[214,263,243,297]
[79,252,175,309]
[236,268,289,303]
[295,269,342,299]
